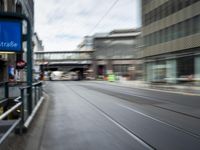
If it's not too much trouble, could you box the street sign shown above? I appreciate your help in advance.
[0,13,33,115]
[0,19,22,52]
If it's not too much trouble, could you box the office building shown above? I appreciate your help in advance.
[93,29,142,80]
[142,0,200,83]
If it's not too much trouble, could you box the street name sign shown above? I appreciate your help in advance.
[0,19,22,52]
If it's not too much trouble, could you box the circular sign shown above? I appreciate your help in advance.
[16,60,26,69]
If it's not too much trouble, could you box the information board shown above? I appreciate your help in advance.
[0,20,22,52]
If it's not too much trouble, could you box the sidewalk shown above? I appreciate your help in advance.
[94,80,200,95]
[0,93,49,150]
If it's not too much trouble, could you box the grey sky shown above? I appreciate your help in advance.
[35,0,141,51]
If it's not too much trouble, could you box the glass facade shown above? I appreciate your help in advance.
[195,56,200,80]
[152,61,166,82]
[144,15,200,47]
[146,55,197,83]
[177,56,194,78]
[143,0,200,26]
[35,52,92,61]
[113,64,130,76]
[146,62,153,82]
[166,59,177,83]
[94,38,137,60]
[142,0,200,84]
[93,30,141,79]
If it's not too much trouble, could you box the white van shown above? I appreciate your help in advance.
[50,71,63,80]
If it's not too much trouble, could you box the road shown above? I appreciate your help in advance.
[40,81,200,150]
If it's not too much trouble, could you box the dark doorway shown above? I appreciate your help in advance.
[177,56,194,77]
[97,65,106,76]
[0,60,6,82]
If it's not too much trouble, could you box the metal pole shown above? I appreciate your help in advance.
[20,88,24,134]
[4,82,9,113]
[4,82,9,99]
[34,85,37,105]
[25,15,33,115]
[40,82,43,98]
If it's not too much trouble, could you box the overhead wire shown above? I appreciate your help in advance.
[89,0,120,35]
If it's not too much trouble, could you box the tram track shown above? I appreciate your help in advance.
[69,85,156,150]
[80,84,200,139]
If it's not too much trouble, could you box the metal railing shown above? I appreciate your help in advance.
[0,96,22,144]
[8,82,27,98]
[20,82,43,124]
[0,82,9,101]
[0,81,43,144]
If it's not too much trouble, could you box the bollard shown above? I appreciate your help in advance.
[20,89,25,126]
[27,87,32,115]
[5,82,9,99]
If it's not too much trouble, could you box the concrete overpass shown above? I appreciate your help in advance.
[34,51,94,79]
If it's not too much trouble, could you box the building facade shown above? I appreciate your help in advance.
[33,33,44,52]
[33,32,44,80]
[77,36,94,51]
[93,29,142,80]
[0,0,34,27]
[0,0,34,82]
[142,0,200,83]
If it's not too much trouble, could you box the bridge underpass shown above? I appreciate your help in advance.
[41,62,92,80]
[34,51,94,80]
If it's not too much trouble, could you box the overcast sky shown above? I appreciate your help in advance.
[35,0,141,51]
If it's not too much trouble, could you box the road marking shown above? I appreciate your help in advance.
[70,86,156,150]
[84,85,200,119]
[93,81,200,96]
[97,107,156,150]
[117,103,200,139]
[131,86,200,96]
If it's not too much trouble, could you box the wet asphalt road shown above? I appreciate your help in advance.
[40,81,200,150]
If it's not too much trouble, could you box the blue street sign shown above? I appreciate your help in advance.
[0,20,22,52]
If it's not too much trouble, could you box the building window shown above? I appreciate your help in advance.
[185,19,192,36]
[143,15,200,47]
[143,0,200,26]
[0,0,4,12]
[160,29,165,43]
[16,2,22,13]
[177,56,194,78]
[7,0,15,12]
[177,21,185,38]
[113,64,130,76]
[165,27,171,42]
[193,15,200,34]
[171,24,178,40]
[167,1,173,15]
